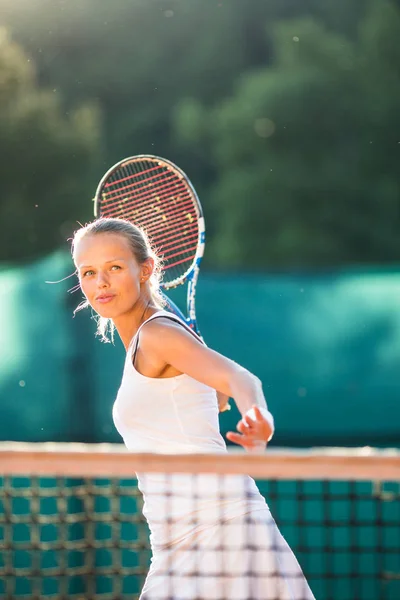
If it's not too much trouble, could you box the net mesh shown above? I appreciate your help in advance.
[1,443,399,600]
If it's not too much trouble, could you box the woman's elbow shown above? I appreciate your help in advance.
[229,368,260,395]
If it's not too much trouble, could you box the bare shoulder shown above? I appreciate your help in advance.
[137,314,245,393]
[139,315,202,348]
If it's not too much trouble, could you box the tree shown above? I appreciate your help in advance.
[173,0,400,268]
[0,29,101,263]
[1,0,399,267]
[1,0,276,165]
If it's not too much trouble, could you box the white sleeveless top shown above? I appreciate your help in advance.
[112,311,269,548]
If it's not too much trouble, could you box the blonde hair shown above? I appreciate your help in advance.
[72,217,165,342]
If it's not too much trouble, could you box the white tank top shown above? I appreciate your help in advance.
[112,311,268,548]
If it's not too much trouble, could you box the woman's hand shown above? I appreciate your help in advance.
[226,405,273,452]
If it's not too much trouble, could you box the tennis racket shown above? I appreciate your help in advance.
[93,154,205,337]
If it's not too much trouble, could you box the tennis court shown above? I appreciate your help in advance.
[2,1,400,598]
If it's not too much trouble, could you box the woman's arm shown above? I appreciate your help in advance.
[216,391,231,412]
[139,318,274,450]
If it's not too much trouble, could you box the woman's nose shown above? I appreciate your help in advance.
[96,272,109,287]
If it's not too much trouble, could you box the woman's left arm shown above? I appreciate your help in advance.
[140,319,274,451]
[219,369,274,452]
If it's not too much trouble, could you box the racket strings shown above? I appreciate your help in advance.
[104,172,184,206]
[98,159,200,284]
[102,192,197,237]
[144,229,199,272]
[125,197,196,233]
[142,213,197,242]
[107,161,182,198]
[103,163,198,226]
[156,231,199,253]
[105,161,192,211]
[102,185,199,268]
[103,163,163,189]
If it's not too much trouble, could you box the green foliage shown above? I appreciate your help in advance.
[3,0,273,163]
[1,0,399,268]
[0,29,101,262]
[173,1,400,267]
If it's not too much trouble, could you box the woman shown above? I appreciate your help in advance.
[72,217,315,600]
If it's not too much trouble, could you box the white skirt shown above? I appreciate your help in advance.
[140,509,315,600]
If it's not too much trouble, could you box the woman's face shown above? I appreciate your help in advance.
[74,232,151,319]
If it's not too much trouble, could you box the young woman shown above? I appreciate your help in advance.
[72,217,315,600]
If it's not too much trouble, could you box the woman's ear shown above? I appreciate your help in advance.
[140,257,155,283]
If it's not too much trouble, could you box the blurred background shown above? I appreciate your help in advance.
[1,0,400,448]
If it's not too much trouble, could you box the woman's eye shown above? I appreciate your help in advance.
[82,270,94,277]
[111,265,121,271]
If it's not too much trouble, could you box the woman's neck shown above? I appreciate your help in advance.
[113,298,160,350]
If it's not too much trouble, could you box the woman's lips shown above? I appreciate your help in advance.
[96,294,115,304]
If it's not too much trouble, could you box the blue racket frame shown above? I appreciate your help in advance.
[178,216,205,337]
[162,290,203,340]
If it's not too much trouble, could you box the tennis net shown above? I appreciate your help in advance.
[1,443,399,600]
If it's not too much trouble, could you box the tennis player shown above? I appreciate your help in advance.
[72,217,315,600]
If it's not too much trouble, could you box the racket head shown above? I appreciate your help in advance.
[94,155,205,289]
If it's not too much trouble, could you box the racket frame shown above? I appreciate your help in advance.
[93,154,205,333]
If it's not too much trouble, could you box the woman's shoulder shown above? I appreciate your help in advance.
[142,311,190,334]
[139,311,201,346]
[144,310,185,327]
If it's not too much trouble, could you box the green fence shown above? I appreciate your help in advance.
[1,253,400,446]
